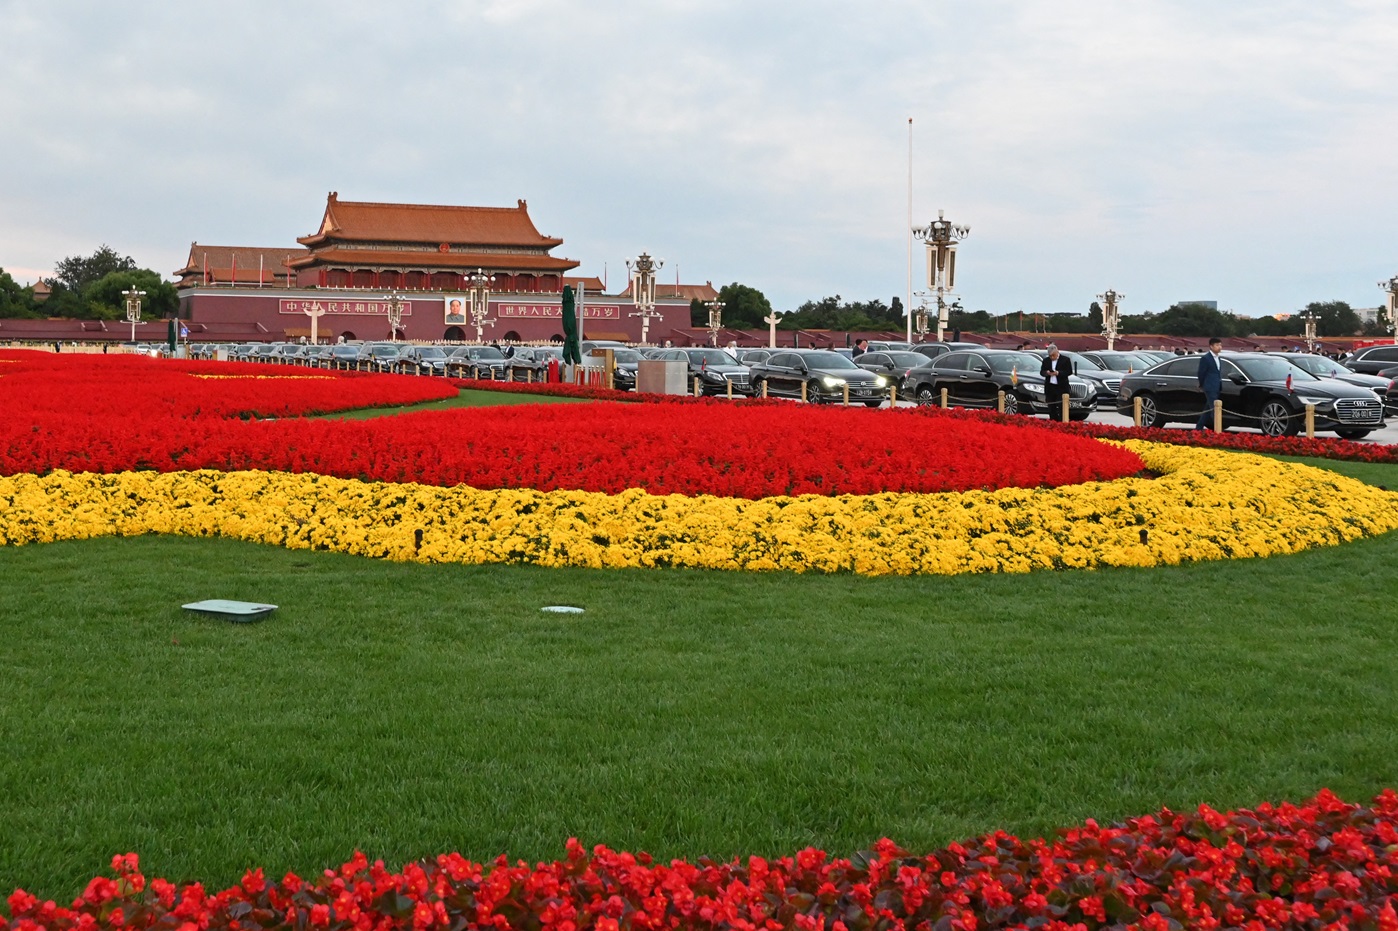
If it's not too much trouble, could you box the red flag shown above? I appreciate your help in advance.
[1286,373,1293,391]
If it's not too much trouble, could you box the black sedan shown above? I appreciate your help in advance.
[1343,344,1398,375]
[1116,353,1386,438]
[583,346,643,390]
[1274,352,1393,416]
[854,351,932,385]
[900,349,1096,419]
[748,349,890,405]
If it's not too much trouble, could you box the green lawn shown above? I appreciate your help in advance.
[2,453,1397,897]
[317,388,584,419]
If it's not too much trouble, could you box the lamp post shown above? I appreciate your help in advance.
[912,210,970,342]
[913,290,932,341]
[382,292,407,340]
[122,287,146,344]
[705,298,724,346]
[626,252,663,345]
[1300,310,1319,353]
[1380,275,1398,339]
[466,268,494,343]
[302,302,326,345]
[1097,289,1124,351]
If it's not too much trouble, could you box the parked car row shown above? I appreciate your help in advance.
[183,338,1397,438]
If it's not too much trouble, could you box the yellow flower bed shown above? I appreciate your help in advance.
[1,441,1394,575]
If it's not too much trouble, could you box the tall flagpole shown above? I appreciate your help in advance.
[906,117,913,344]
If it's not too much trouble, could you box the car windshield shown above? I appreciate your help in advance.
[986,352,1042,373]
[801,351,858,369]
[416,348,446,360]
[469,348,506,360]
[1064,352,1104,371]
[371,346,399,357]
[687,349,737,365]
[611,349,642,363]
[1096,354,1149,371]
[1235,358,1318,383]
[884,352,928,366]
[1288,356,1340,377]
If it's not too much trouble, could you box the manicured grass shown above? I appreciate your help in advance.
[317,388,583,419]
[3,512,1398,898]
[1266,454,1397,489]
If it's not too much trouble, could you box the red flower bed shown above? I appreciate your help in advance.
[0,352,456,419]
[0,396,1144,497]
[8,790,1398,931]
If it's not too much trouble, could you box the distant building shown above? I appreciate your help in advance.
[1177,300,1218,310]
[1356,307,1381,326]
[176,193,694,343]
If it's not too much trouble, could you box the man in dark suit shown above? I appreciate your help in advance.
[1195,337,1224,430]
[1039,343,1072,420]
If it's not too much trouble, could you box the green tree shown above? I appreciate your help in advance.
[1150,302,1239,337]
[82,270,179,321]
[716,283,773,329]
[1087,301,1103,332]
[1300,300,1360,337]
[0,268,39,318]
[53,245,138,294]
[689,298,706,327]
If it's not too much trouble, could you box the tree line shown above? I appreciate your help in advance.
[0,246,177,320]
[693,288,1388,339]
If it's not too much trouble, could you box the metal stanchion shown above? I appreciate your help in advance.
[506,365,514,382]
[842,384,850,406]
[473,365,480,380]
[1213,400,1223,432]
[1060,395,1070,423]
[801,382,808,402]
[726,379,733,400]
[1305,404,1315,438]
[940,387,948,409]
[762,381,768,398]
[1133,396,1142,427]
[694,377,702,397]
[997,391,1005,413]
[890,385,897,406]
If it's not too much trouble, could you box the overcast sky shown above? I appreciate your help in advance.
[3,0,1396,317]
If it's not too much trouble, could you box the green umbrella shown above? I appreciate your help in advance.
[561,286,581,365]
[167,318,178,354]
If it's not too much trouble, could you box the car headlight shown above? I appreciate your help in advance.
[822,376,846,388]
[702,370,723,380]
[1296,395,1332,409]
[1023,383,1044,395]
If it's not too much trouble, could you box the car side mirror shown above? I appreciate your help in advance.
[1229,375,1245,385]
[795,362,808,373]
[975,365,991,375]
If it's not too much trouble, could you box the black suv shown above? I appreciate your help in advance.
[1344,344,1398,375]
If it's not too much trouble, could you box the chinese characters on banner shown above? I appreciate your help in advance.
[496,303,622,319]
[278,299,414,316]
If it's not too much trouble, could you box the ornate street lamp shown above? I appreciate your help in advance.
[382,292,408,340]
[122,287,146,344]
[465,268,494,343]
[626,252,664,345]
[1300,310,1319,353]
[912,290,932,341]
[912,211,970,342]
[1097,289,1124,351]
[705,298,724,346]
[1380,275,1398,338]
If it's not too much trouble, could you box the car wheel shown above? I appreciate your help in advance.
[864,400,882,408]
[1002,392,1020,416]
[752,377,767,397]
[1259,399,1299,437]
[1136,393,1163,428]
[806,381,824,404]
[1069,411,1092,422]
[915,384,937,406]
[1336,428,1372,440]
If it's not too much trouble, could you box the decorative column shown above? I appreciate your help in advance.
[383,292,407,341]
[705,299,724,346]
[765,310,782,348]
[1380,275,1398,339]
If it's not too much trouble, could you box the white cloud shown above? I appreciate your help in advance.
[0,0,1395,314]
